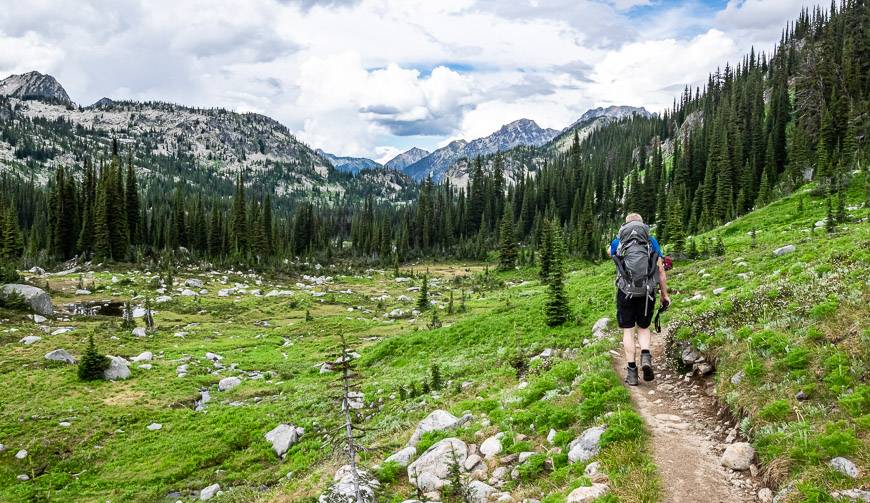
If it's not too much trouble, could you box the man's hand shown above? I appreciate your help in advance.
[660,293,670,310]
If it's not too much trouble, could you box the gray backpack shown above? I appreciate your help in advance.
[612,221,658,303]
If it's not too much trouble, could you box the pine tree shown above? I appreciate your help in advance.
[231,172,248,256]
[78,335,109,381]
[430,364,442,390]
[538,218,554,284]
[498,203,517,270]
[125,156,140,245]
[417,274,429,311]
[826,195,836,233]
[544,222,569,326]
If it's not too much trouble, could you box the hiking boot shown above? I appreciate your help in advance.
[641,352,655,382]
[625,365,639,386]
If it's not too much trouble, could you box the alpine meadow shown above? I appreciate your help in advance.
[0,1,867,503]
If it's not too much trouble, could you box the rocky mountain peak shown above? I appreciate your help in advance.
[0,71,72,105]
[384,147,431,171]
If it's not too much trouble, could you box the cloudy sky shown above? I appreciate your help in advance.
[0,0,814,162]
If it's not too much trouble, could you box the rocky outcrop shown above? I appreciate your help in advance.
[408,410,471,447]
[265,424,304,458]
[103,356,131,380]
[1,284,53,315]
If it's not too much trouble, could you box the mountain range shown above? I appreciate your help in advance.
[0,70,651,193]
[0,71,414,203]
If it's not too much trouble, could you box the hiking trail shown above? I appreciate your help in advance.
[612,328,761,503]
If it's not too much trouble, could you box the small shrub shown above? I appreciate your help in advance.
[777,348,809,370]
[416,430,450,454]
[0,261,21,283]
[78,335,109,381]
[0,290,27,310]
[759,400,791,422]
[517,453,548,481]
[838,385,869,417]
[809,297,839,320]
[374,461,403,484]
[816,422,859,458]
[579,386,630,422]
[601,410,644,445]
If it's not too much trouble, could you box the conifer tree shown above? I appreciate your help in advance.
[78,334,109,381]
[544,222,569,326]
[498,203,517,270]
[417,274,429,311]
[125,156,140,246]
[538,218,554,284]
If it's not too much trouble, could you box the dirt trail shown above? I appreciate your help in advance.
[613,330,759,503]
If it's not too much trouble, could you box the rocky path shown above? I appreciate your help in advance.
[613,330,761,503]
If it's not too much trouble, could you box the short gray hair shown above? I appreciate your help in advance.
[625,213,643,223]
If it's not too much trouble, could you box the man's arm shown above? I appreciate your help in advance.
[657,257,670,304]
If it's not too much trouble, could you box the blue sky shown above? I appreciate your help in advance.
[0,0,817,162]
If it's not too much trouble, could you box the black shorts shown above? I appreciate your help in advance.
[616,290,656,329]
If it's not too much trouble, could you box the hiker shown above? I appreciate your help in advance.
[607,213,670,386]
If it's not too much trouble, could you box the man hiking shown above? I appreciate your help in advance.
[607,213,670,386]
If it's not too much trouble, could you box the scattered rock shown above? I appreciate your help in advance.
[591,317,610,338]
[1,284,54,315]
[713,287,726,295]
[20,336,42,345]
[830,489,870,502]
[468,480,497,503]
[681,347,702,365]
[772,244,795,256]
[155,295,172,303]
[265,424,304,458]
[757,488,773,503]
[205,352,222,362]
[29,314,48,323]
[720,442,755,471]
[480,434,503,458]
[385,446,416,467]
[45,349,76,364]
[181,289,198,296]
[408,410,471,447]
[132,327,147,337]
[185,279,204,288]
[199,483,220,501]
[566,483,609,502]
[829,457,860,478]
[547,429,557,444]
[218,376,241,392]
[568,426,604,464]
[730,371,744,385]
[463,454,482,471]
[131,351,153,362]
[795,390,809,401]
[147,423,162,431]
[17,474,29,481]
[51,327,74,335]
[28,266,45,275]
[15,449,27,459]
[407,437,468,492]
[104,356,131,380]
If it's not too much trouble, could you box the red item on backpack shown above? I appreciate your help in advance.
[663,255,673,271]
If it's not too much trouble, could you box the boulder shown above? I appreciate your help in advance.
[319,465,379,503]
[547,429,557,444]
[51,327,74,335]
[463,454,482,471]
[45,349,76,364]
[185,278,204,288]
[15,449,27,459]
[408,410,471,447]
[720,442,755,471]
[132,327,147,337]
[29,314,47,323]
[384,446,417,467]
[28,266,45,275]
[155,295,172,303]
[218,376,242,392]
[829,457,860,478]
[772,244,795,256]
[205,352,222,362]
[467,480,497,503]
[147,423,162,430]
[1,284,53,315]
[265,424,304,458]
[713,287,726,296]
[480,434,503,458]
[568,426,605,464]
[407,437,468,492]
[566,483,610,502]
[131,351,153,362]
[20,336,42,345]
[104,356,131,380]
[199,483,220,501]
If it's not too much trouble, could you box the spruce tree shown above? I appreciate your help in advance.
[498,204,517,270]
[538,218,554,284]
[544,222,569,326]
[417,274,429,311]
[125,156,140,246]
[78,334,109,381]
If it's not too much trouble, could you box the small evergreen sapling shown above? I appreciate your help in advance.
[121,301,135,329]
[416,274,429,311]
[430,364,443,391]
[78,335,109,381]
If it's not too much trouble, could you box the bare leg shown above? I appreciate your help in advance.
[622,328,637,363]
[638,327,652,352]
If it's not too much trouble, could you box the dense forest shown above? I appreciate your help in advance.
[0,1,867,272]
